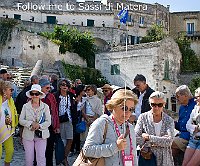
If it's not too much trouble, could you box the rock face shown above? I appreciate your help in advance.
[95,37,182,111]
[0,29,87,68]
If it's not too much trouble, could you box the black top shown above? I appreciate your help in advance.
[132,85,155,114]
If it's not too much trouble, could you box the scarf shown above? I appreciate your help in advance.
[0,96,18,143]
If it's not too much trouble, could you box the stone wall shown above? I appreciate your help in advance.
[96,37,182,111]
[0,29,87,68]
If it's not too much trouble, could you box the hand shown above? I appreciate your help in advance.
[54,128,60,133]
[116,134,127,151]
[142,133,150,141]
[5,117,12,125]
[31,122,40,130]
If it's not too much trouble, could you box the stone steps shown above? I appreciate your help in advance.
[0,65,32,90]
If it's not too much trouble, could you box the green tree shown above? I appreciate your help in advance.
[189,77,200,95]
[176,33,200,72]
[40,25,95,67]
[62,62,108,87]
[140,24,166,43]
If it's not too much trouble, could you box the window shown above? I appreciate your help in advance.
[127,15,132,22]
[47,16,56,24]
[136,37,140,44]
[187,23,195,34]
[111,64,120,75]
[14,14,21,20]
[87,19,94,27]
[164,60,169,80]
[139,16,144,25]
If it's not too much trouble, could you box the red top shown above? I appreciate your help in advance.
[41,93,60,130]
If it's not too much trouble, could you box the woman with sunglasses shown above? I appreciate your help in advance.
[0,80,18,166]
[77,89,138,166]
[19,84,51,166]
[54,78,77,166]
[135,91,175,166]
[81,85,103,141]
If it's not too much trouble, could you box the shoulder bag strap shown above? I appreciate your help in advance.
[103,120,108,144]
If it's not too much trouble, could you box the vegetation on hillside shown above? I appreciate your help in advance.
[40,25,95,67]
[140,24,166,43]
[0,18,18,46]
[175,33,200,72]
[62,62,108,87]
[141,24,200,72]
[189,77,200,95]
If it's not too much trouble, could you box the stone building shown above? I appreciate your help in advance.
[0,0,170,50]
[170,11,200,56]
[95,37,182,111]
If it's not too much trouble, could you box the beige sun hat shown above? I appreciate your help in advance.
[101,84,113,90]
[26,84,45,99]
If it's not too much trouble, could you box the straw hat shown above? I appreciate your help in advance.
[101,84,113,90]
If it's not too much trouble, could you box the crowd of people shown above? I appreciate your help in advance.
[0,69,200,166]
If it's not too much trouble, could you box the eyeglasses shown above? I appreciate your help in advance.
[30,91,40,96]
[61,83,67,87]
[150,103,164,107]
[120,105,135,113]
[9,88,14,92]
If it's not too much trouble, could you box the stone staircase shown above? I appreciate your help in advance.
[0,65,32,90]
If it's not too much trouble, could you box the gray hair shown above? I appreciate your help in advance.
[149,91,166,102]
[175,85,192,97]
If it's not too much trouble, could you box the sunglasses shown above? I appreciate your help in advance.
[61,83,68,87]
[150,103,164,107]
[9,88,14,92]
[30,91,40,96]
[120,105,135,113]
[102,90,108,92]
[7,77,12,79]
[194,96,200,99]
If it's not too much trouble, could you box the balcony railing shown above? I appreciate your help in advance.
[179,31,200,37]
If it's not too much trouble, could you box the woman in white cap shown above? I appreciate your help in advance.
[19,84,51,166]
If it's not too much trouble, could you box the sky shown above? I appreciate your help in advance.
[130,0,200,12]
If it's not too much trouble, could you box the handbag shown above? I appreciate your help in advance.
[76,121,86,133]
[76,110,86,133]
[59,112,69,123]
[140,146,152,160]
[35,130,42,138]
[73,120,108,166]
[55,134,65,165]
[138,144,157,166]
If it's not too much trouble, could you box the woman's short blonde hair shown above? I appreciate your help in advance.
[0,80,13,96]
[106,89,138,111]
